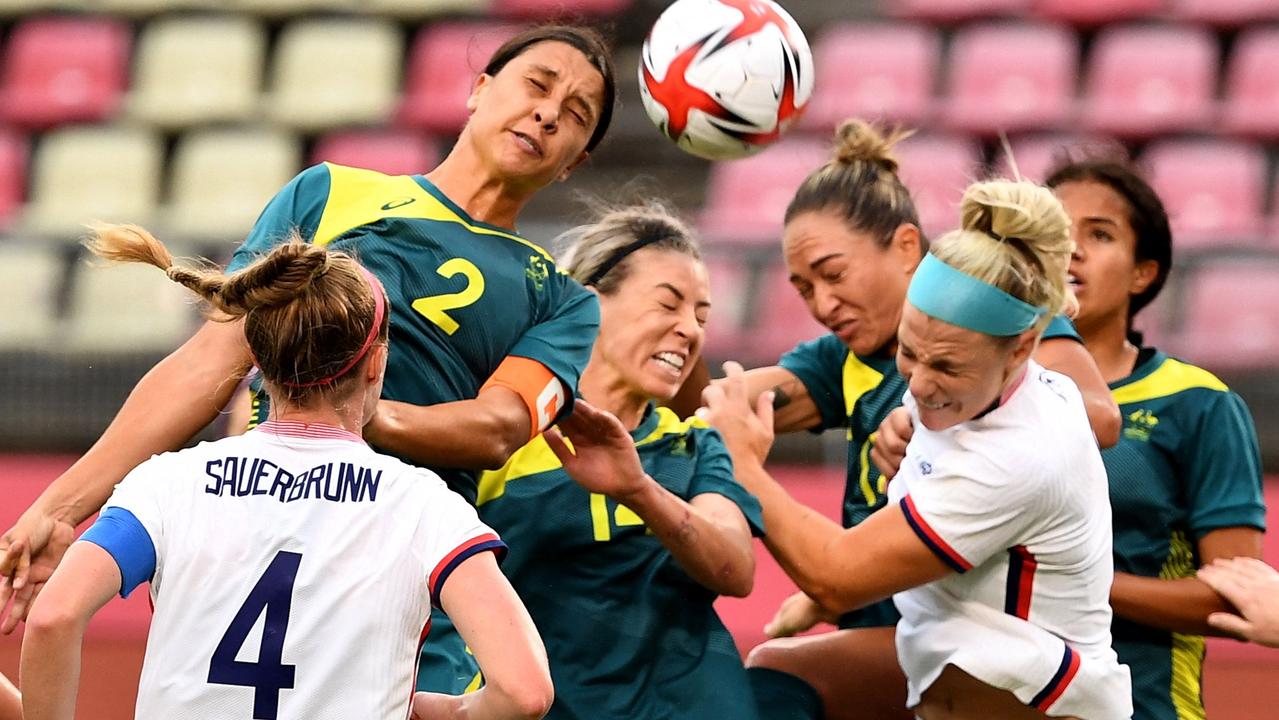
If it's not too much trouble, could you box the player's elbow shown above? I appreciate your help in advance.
[1089,396,1123,449]
[713,554,756,598]
[498,672,554,719]
[25,595,85,641]
[806,582,855,617]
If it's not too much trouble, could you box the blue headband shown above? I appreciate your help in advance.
[907,253,1047,336]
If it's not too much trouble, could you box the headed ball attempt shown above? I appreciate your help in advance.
[639,0,815,161]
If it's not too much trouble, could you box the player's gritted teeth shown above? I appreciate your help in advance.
[511,130,544,158]
[652,351,686,378]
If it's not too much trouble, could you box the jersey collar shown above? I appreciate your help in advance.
[1107,347,1166,391]
[254,420,366,444]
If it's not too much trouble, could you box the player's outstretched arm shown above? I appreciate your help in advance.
[418,552,553,720]
[20,542,123,720]
[368,387,531,470]
[0,319,250,632]
[544,400,756,598]
[1034,336,1121,448]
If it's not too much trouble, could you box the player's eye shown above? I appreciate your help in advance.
[1091,229,1113,242]
[659,302,678,312]
[527,78,548,93]
[568,109,586,126]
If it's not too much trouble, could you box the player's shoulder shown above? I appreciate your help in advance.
[1112,349,1231,408]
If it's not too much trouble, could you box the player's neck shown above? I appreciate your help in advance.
[267,401,366,437]
[578,366,649,432]
[426,151,532,231]
[1077,312,1138,384]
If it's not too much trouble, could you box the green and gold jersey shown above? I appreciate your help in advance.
[1104,349,1265,720]
[476,405,765,720]
[777,316,1082,629]
[227,163,599,504]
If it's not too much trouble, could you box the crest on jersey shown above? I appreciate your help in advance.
[525,254,549,291]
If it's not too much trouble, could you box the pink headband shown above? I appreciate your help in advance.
[279,265,387,389]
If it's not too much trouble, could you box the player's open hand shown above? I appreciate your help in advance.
[870,406,915,481]
[0,509,75,634]
[764,591,838,638]
[1197,557,1279,648]
[698,361,774,465]
[544,400,650,501]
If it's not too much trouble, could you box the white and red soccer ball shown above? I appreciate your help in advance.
[639,0,815,161]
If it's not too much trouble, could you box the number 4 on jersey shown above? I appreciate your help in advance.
[208,550,302,720]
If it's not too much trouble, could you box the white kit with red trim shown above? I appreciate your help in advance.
[887,361,1133,718]
[104,420,503,720]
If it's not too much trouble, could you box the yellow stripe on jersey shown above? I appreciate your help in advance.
[1160,530,1206,720]
[841,353,885,441]
[313,163,554,262]
[476,435,563,507]
[635,406,708,446]
[1111,357,1228,406]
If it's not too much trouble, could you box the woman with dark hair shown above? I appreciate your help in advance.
[1,23,616,695]
[21,225,551,720]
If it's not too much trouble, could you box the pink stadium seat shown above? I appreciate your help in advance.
[1034,0,1164,24]
[893,134,983,238]
[1173,0,1279,26]
[754,262,828,363]
[699,139,829,246]
[397,22,520,134]
[943,22,1078,135]
[311,130,441,177]
[1174,261,1279,371]
[701,254,750,359]
[1222,29,1279,138]
[993,133,1111,182]
[883,0,1032,24]
[1082,26,1217,137]
[0,129,27,227]
[1,17,131,129]
[800,23,939,131]
[1143,139,1267,248]
[492,0,629,17]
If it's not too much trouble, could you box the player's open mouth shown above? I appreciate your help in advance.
[512,131,543,158]
[653,351,686,372]
[1067,273,1082,289]
[919,399,948,410]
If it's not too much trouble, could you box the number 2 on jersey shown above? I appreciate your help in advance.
[208,550,302,720]
[412,258,486,335]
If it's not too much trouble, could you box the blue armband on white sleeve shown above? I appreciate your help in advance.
[80,507,157,598]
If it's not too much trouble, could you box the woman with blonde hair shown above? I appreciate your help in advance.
[704,178,1132,718]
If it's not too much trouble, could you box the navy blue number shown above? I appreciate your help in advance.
[208,550,302,720]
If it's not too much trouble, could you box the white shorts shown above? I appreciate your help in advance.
[895,604,1132,719]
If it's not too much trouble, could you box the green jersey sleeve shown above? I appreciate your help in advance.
[1042,314,1082,342]
[777,334,850,432]
[227,164,332,273]
[687,427,765,537]
[508,273,600,420]
[1182,390,1266,535]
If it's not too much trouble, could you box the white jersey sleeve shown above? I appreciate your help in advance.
[410,468,507,608]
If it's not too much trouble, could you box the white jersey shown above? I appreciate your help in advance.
[887,362,1132,719]
[93,420,503,720]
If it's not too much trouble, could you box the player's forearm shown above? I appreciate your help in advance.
[369,393,530,470]
[0,672,21,720]
[620,480,755,597]
[1111,572,1236,636]
[19,613,85,720]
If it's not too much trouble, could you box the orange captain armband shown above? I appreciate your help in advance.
[481,356,567,439]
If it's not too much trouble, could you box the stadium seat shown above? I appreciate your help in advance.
[492,0,630,18]
[230,0,354,14]
[22,126,163,238]
[893,134,983,238]
[1173,0,1279,26]
[128,16,266,129]
[1,17,131,129]
[800,23,939,131]
[992,133,1112,182]
[700,139,829,245]
[311,130,441,177]
[1034,0,1165,24]
[701,253,751,359]
[754,261,828,364]
[364,0,490,18]
[398,22,520,134]
[1082,26,1217,137]
[1174,260,1279,371]
[0,128,28,227]
[883,0,1031,24]
[0,245,62,348]
[97,0,213,14]
[166,128,302,241]
[1222,29,1279,138]
[65,257,197,353]
[266,19,401,131]
[943,23,1078,135]
[1142,139,1267,248]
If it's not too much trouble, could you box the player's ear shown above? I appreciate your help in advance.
[890,223,924,274]
[366,344,389,383]
[466,73,493,114]
[558,150,590,182]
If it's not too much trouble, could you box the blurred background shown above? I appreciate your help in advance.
[0,0,1277,717]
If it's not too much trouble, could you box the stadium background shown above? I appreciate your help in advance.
[0,0,1277,716]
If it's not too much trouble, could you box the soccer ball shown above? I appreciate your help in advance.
[638,0,814,161]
